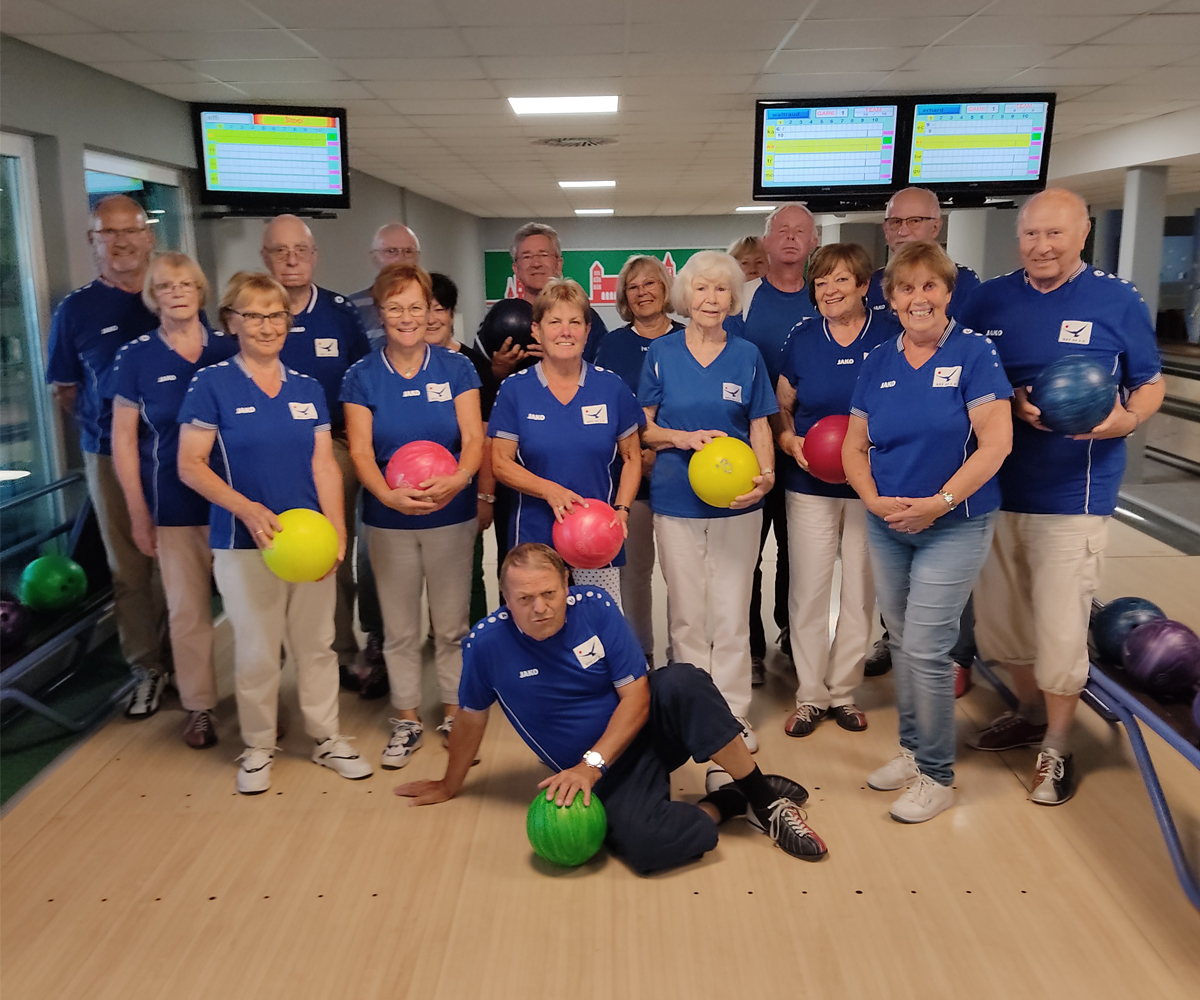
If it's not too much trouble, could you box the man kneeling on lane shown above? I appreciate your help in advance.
[395,543,827,873]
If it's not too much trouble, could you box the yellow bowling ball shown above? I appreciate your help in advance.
[261,508,339,583]
[688,437,760,509]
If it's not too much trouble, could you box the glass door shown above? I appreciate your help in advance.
[83,150,194,256]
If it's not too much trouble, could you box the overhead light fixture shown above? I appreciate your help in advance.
[575,209,614,216]
[559,180,616,189]
[735,205,775,213]
[0,470,32,481]
[509,96,618,115]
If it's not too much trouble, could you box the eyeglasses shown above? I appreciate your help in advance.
[265,245,316,262]
[516,251,558,264]
[382,304,428,319]
[153,280,198,294]
[625,279,664,295]
[375,247,419,260]
[233,309,291,327]
[93,227,148,241]
[883,216,938,231]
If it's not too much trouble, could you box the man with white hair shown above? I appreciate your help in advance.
[348,223,421,341]
[724,204,819,685]
[961,188,1165,805]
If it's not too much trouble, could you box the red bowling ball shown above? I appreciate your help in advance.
[802,414,851,484]
[552,500,624,570]
[384,440,458,490]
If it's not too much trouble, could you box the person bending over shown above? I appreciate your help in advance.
[395,543,828,874]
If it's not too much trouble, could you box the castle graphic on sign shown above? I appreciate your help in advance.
[503,253,677,305]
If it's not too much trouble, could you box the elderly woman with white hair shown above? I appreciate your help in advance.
[639,251,778,751]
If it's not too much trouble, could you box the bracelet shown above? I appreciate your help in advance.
[478,492,496,504]
[760,468,775,477]
[613,504,630,513]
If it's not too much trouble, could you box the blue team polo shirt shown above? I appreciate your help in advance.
[489,362,644,563]
[849,322,1013,521]
[779,310,898,499]
[638,330,778,520]
[866,263,981,323]
[348,285,383,344]
[340,343,481,531]
[958,266,1162,516]
[279,284,370,432]
[177,357,331,550]
[723,277,816,385]
[107,328,239,527]
[45,280,161,454]
[458,587,648,772]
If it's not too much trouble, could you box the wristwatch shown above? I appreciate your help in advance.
[940,490,958,510]
[582,749,608,775]
[478,492,496,504]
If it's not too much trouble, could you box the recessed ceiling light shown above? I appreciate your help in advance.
[575,209,614,216]
[735,205,775,213]
[559,180,616,189]
[509,96,618,115]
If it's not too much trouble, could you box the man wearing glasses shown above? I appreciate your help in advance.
[45,194,170,716]
[262,214,371,682]
[349,223,421,342]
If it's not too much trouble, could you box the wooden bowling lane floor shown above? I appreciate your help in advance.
[3,522,1199,1000]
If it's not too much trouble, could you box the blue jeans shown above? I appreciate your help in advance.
[866,511,996,786]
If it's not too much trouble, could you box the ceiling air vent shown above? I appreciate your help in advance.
[531,137,617,148]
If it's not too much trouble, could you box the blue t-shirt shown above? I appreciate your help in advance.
[340,344,481,531]
[458,587,647,772]
[849,323,1013,521]
[278,285,371,432]
[177,358,331,550]
[723,277,816,386]
[347,285,383,345]
[779,310,898,498]
[639,330,778,520]
[866,263,981,322]
[489,362,644,564]
[107,328,239,527]
[958,266,1162,516]
[45,281,160,455]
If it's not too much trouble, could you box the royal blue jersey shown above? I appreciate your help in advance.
[44,281,161,454]
[340,344,481,531]
[177,358,331,550]
[489,362,644,564]
[278,285,370,432]
[107,328,239,527]
[779,310,898,498]
[723,277,816,385]
[347,285,383,344]
[639,330,778,520]
[958,266,1162,515]
[458,587,647,772]
[866,262,980,322]
[850,323,1013,521]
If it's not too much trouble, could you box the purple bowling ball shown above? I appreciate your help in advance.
[1121,619,1200,700]
[1193,689,1200,734]
[0,594,31,650]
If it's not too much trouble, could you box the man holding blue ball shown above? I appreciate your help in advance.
[960,188,1165,805]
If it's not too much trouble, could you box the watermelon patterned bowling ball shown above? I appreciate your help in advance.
[526,789,607,867]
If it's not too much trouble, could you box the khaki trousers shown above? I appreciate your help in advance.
[156,525,217,711]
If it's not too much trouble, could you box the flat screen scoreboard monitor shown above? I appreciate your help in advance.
[753,100,902,203]
[191,103,351,210]
[907,95,1055,194]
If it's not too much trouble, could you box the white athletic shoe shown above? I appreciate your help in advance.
[736,717,758,754]
[381,719,424,770]
[312,736,372,780]
[125,670,167,718]
[435,715,454,748]
[236,746,277,795]
[867,747,920,791]
[889,773,955,823]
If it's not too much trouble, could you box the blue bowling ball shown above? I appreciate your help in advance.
[1091,596,1166,664]
[1030,354,1117,435]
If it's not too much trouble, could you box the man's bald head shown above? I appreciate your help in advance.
[88,194,154,285]
[91,194,147,229]
[262,214,314,250]
[883,187,943,251]
[370,223,421,271]
[261,214,317,289]
[1018,187,1090,230]
[1018,187,1092,292]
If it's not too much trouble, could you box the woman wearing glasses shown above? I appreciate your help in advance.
[342,264,484,770]
[178,271,371,795]
[108,252,237,748]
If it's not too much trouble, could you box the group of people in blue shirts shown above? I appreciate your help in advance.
[45,184,1163,872]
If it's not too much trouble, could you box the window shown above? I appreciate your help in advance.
[83,150,194,256]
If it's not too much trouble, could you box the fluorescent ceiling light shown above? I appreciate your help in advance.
[559,180,616,189]
[509,96,618,115]
[735,205,775,213]
[575,208,614,216]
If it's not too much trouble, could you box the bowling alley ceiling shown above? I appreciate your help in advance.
[4,0,1200,216]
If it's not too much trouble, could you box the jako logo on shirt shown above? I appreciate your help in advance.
[581,403,608,425]
[722,382,743,403]
[157,374,177,383]
[426,382,452,402]
[101,325,119,334]
[573,635,605,669]
[880,380,896,389]
[403,389,420,398]
[235,406,256,414]
[987,329,1004,337]
[1059,320,1092,345]
[519,668,539,679]
[932,366,962,388]
[288,402,318,420]
[527,413,546,421]
[836,358,855,366]
[314,338,339,357]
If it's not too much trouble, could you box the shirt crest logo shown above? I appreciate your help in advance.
[1058,321,1092,345]
[722,382,743,403]
[288,402,318,420]
[314,338,339,357]
[932,366,962,388]
[572,635,605,669]
[425,382,452,402]
[581,403,608,425]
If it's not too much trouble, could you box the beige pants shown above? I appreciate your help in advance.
[974,511,1108,697]
[618,497,655,654]
[156,525,216,711]
[331,436,360,665]
[83,451,168,675]
[654,510,761,718]
[367,519,477,710]
[211,548,341,749]
[785,492,875,710]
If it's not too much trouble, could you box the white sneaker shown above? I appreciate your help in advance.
[704,765,734,795]
[735,717,758,754]
[435,715,453,748]
[236,746,277,795]
[381,719,424,770]
[867,747,919,791]
[125,670,167,718]
[312,736,372,779]
[889,773,955,823]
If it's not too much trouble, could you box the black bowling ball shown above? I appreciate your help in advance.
[477,297,535,356]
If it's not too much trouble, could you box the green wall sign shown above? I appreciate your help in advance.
[484,248,715,304]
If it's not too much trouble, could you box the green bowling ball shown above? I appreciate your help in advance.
[526,788,607,867]
[17,554,88,612]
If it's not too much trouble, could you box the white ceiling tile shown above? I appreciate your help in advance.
[222,81,375,100]
[403,114,518,129]
[629,21,793,53]
[331,58,484,81]
[0,0,99,33]
[766,48,920,74]
[782,18,964,49]
[1043,43,1200,68]
[905,45,1071,71]
[947,16,1134,46]
[148,81,249,100]
[183,59,350,82]
[809,0,986,15]
[1089,12,1200,43]
[881,67,1021,88]
[359,80,498,100]
[443,0,625,25]
[16,32,163,62]
[378,98,506,116]
[624,75,757,96]
[490,78,623,98]
[126,30,315,60]
[479,55,626,79]
[755,71,896,95]
[625,52,769,75]
[292,28,472,59]
[1003,66,1144,86]
[460,25,625,56]
[340,99,401,116]
[90,60,213,84]
[978,0,1164,12]
[248,0,451,29]
[41,0,274,31]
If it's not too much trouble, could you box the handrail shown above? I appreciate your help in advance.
[0,472,83,514]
